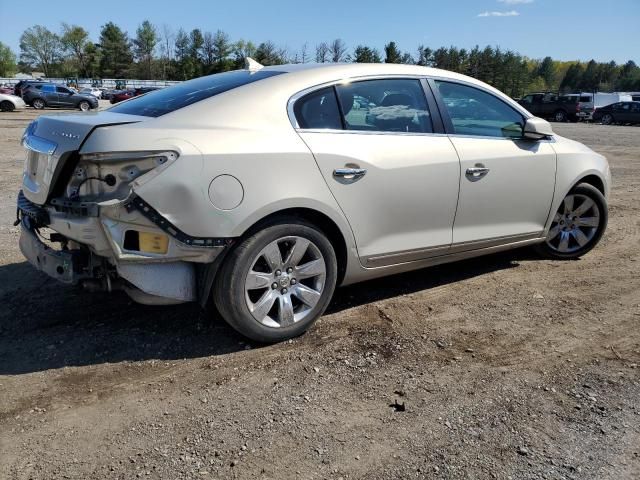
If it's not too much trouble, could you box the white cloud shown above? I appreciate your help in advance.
[498,0,533,4]
[478,10,520,17]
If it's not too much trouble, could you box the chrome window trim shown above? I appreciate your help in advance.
[287,74,436,132]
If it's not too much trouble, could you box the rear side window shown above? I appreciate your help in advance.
[435,81,525,139]
[294,87,342,130]
[336,79,433,133]
[109,70,285,117]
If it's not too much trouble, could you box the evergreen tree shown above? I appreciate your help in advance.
[98,22,133,78]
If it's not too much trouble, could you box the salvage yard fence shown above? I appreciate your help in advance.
[0,78,182,89]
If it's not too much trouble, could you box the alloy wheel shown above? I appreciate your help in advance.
[545,194,601,253]
[244,236,326,328]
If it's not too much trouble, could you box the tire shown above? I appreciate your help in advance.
[213,219,338,343]
[535,183,607,260]
[601,113,614,125]
[32,98,45,109]
[553,110,568,122]
[79,101,90,111]
[0,100,14,112]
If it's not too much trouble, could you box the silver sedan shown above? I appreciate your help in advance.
[17,61,610,342]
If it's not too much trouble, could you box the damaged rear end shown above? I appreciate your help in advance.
[17,112,228,305]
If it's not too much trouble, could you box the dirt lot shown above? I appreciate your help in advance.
[0,109,639,480]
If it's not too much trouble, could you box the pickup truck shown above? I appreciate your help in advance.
[518,93,581,122]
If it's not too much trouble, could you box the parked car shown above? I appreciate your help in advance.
[22,83,99,111]
[592,101,640,125]
[518,92,582,122]
[0,85,15,95]
[134,87,161,96]
[79,87,102,98]
[0,93,26,112]
[16,62,610,343]
[109,89,135,104]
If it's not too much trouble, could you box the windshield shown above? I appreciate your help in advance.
[109,70,285,117]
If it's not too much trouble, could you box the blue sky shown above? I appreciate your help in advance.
[0,0,638,63]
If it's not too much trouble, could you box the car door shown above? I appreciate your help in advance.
[431,79,556,247]
[56,86,75,107]
[294,78,461,267]
[39,85,59,106]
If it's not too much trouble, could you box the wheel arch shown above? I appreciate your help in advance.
[575,174,605,195]
[241,207,349,286]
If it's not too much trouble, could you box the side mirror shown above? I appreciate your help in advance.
[523,117,553,140]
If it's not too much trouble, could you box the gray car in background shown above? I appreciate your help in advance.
[16,61,610,342]
[22,83,99,111]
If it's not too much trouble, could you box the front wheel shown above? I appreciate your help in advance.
[535,183,607,259]
[214,220,338,343]
[32,98,45,109]
[79,101,91,111]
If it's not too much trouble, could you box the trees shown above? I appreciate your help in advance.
[174,28,194,80]
[0,42,17,77]
[8,22,640,92]
[353,45,381,63]
[19,25,62,76]
[384,42,402,64]
[329,39,348,63]
[315,42,329,63]
[133,20,157,79]
[98,22,133,78]
[254,42,286,66]
[60,24,91,77]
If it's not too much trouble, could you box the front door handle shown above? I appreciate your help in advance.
[465,164,490,181]
[333,168,367,180]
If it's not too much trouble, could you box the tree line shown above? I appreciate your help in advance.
[0,22,638,96]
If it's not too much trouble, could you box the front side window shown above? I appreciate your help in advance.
[520,95,533,104]
[435,81,525,139]
[336,79,433,133]
[293,87,342,130]
[109,70,285,117]
[56,86,71,94]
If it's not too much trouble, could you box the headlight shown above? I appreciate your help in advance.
[66,150,178,201]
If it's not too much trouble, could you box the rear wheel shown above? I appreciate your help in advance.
[535,183,607,260]
[553,110,568,122]
[601,113,614,125]
[0,100,14,112]
[214,220,338,343]
[32,98,45,109]
[78,101,91,111]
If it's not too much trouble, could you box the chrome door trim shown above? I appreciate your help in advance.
[364,244,451,267]
[362,232,543,267]
[449,232,543,254]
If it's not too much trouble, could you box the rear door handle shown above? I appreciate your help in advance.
[333,168,367,180]
[465,165,490,181]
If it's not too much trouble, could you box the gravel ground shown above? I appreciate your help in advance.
[0,108,639,479]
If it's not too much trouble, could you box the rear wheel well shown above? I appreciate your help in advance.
[243,208,348,285]
[575,175,605,195]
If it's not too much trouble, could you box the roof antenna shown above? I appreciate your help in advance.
[245,57,264,72]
